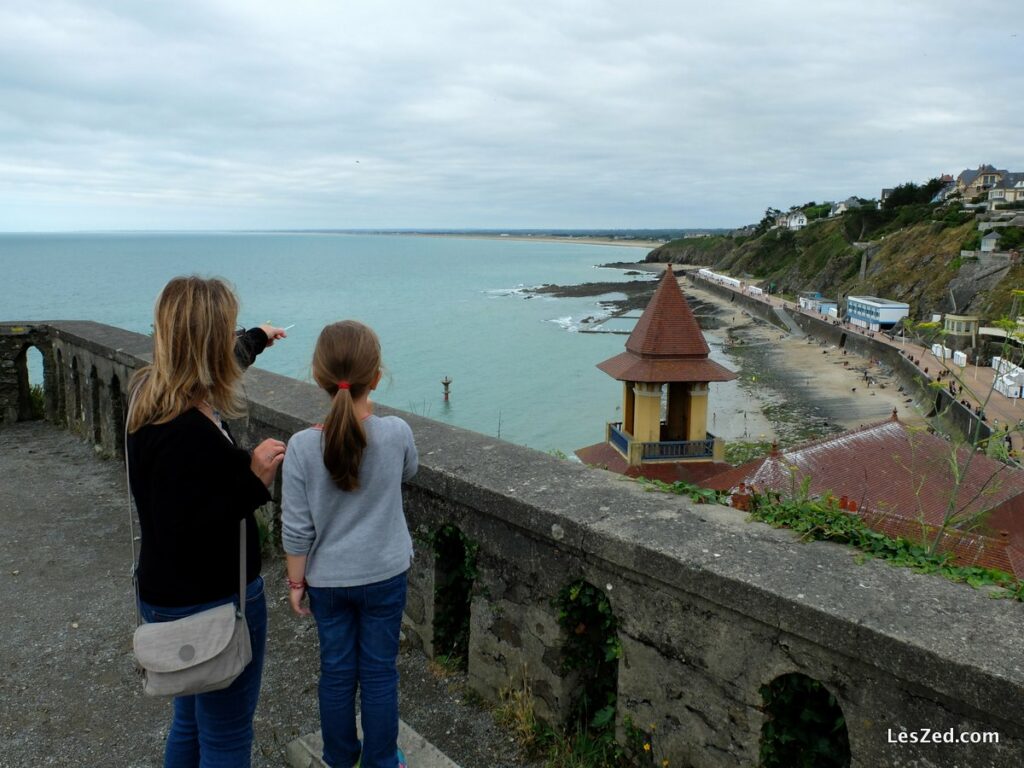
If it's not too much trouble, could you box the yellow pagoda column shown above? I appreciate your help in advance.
[632,382,663,443]
[622,381,635,435]
[686,383,709,441]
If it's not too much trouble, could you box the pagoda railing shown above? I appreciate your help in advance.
[641,436,715,460]
[609,422,716,462]
[609,421,630,453]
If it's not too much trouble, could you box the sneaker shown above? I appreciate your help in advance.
[397,747,407,768]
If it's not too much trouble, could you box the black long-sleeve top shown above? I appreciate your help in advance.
[128,328,271,607]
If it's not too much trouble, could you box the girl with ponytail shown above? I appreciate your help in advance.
[281,320,418,768]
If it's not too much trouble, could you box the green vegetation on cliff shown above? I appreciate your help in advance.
[647,199,1011,321]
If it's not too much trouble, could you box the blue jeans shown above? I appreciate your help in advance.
[139,577,268,768]
[308,571,407,768]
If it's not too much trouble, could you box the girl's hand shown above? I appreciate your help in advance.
[289,584,311,617]
[251,438,286,486]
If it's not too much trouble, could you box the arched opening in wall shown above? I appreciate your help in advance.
[839,332,848,349]
[759,673,851,768]
[431,524,478,671]
[110,375,125,456]
[14,344,46,420]
[554,580,621,740]
[89,366,102,445]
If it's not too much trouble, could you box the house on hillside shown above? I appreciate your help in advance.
[988,173,1024,210]
[956,164,1008,199]
[878,188,893,209]
[701,414,1024,579]
[829,197,862,217]
[933,175,957,202]
[773,211,807,230]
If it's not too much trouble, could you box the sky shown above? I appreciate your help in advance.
[1,1,1022,232]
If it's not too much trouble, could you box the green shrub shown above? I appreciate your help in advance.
[998,227,1024,251]
[29,384,45,419]
[554,580,620,735]
[760,674,850,768]
[962,231,982,251]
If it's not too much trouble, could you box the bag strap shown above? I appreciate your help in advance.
[126,387,248,627]
[237,518,247,621]
[125,388,142,628]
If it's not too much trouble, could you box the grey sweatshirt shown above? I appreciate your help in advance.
[281,415,418,587]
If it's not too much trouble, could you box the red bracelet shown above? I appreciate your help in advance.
[286,577,307,590]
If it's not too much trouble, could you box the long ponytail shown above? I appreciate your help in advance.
[312,321,381,491]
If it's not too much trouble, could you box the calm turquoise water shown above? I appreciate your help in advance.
[2,232,664,453]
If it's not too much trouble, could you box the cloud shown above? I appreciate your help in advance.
[0,0,1022,230]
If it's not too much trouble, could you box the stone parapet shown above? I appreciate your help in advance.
[3,320,1023,767]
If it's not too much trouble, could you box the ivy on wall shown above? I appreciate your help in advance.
[760,674,850,768]
[554,580,622,734]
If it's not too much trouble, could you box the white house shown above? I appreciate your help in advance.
[846,296,910,331]
[981,231,1001,253]
[786,211,807,230]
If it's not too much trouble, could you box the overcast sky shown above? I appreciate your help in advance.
[1,1,1022,232]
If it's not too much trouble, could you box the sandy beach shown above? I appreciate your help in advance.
[405,232,666,249]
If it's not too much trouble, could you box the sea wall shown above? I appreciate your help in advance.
[687,274,788,331]
[686,273,992,445]
[2,320,1023,767]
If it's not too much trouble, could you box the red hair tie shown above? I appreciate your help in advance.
[337,380,350,390]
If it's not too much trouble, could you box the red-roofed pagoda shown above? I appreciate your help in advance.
[576,265,736,481]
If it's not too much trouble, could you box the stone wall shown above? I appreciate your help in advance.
[3,321,1024,767]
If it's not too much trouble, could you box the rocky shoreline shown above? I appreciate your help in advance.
[525,271,728,330]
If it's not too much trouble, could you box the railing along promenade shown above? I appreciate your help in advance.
[3,320,1024,767]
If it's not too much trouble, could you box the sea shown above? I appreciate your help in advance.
[0,232,765,455]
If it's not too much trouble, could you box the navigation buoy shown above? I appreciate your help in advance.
[442,376,452,402]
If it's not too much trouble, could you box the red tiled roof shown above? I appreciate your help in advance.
[701,418,1024,577]
[596,265,737,383]
[597,353,737,383]
[626,265,710,357]
[575,442,730,483]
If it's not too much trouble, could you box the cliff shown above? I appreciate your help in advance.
[647,210,1019,322]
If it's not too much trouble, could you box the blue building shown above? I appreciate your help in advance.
[846,296,909,331]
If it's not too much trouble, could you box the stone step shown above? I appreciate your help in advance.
[286,719,461,768]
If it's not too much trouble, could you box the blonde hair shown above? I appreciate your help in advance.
[312,320,381,491]
[128,276,244,432]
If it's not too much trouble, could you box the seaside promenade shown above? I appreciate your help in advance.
[0,420,526,768]
[675,265,1023,447]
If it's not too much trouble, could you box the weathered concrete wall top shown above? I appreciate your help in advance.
[4,320,1024,767]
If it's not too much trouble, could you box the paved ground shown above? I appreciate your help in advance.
[0,422,538,768]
